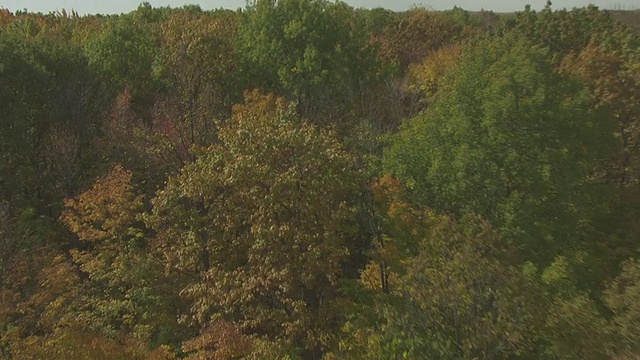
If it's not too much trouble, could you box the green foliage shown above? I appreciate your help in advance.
[384,33,616,265]
[138,9,240,172]
[0,29,106,217]
[83,13,159,106]
[342,212,545,359]
[507,5,619,57]
[606,258,640,357]
[237,0,377,125]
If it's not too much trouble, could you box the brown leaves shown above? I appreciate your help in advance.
[559,35,640,188]
[376,9,461,71]
[559,39,627,110]
[183,320,254,360]
[0,9,14,26]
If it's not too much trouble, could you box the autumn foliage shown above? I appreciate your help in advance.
[2,2,640,359]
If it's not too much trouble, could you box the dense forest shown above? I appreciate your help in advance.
[1,1,640,358]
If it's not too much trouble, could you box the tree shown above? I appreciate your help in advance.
[83,11,159,113]
[557,32,640,285]
[382,215,543,359]
[605,258,640,357]
[61,165,182,349]
[507,5,618,58]
[375,7,462,73]
[148,93,362,358]
[384,34,616,267]
[237,0,377,126]
[407,44,461,102]
[138,9,239,173]
[403,43,462,117]
[0,26,107,223]
[338,183,546,359]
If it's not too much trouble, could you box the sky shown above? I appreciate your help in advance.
[0,0,638,15]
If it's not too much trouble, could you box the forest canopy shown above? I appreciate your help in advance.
[1,1,640,359]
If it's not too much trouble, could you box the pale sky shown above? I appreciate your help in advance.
[0,0,637,15]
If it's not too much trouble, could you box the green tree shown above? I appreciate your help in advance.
[378,214,543,359]
[337,174,546,359]
[605,258,640,357]
[557,32,640,285]
[83,10,159,112]
[0,27,107,223]
[506,4,618,58]
[339,175,615,359]
[384,34,616,267]
[237,0,377,126]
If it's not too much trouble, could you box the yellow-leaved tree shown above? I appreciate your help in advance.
[148,92,363,359]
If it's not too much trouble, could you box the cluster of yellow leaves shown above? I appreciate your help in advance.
[360,175,441,293]
[60,165,143,243]
[231,89,287,122]
[408,44,461,99]
[57,165,175,346]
